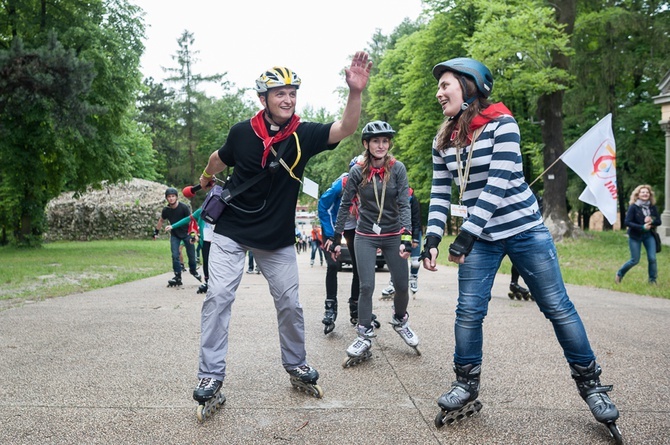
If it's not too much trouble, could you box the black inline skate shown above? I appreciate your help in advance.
[287,365,323,398]
[190,270,202,282]
[197,282,208,294]
[348,300,380,328]
[508,281,533,301]
[435,363,483,427]
[322,299,337,334]
[167,273,182,287]
[570,361,623,444]
[193,377,226,422]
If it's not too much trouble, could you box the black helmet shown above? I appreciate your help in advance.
[432,57,493,98]
[165,187,178,198]
[361,120,395,142]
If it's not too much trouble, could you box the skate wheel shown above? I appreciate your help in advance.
[435,410,447,428]
[312,384,324,399]
[607,422,623,445]
[507,292,514,300]
[522,293,531,301]
[196,404,205,423]
[413,346,421,356]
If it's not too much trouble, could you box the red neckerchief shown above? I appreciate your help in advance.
[467,102,513,141]
[450,102,513,143]
[368,167,385,182]
[250,109,301,168]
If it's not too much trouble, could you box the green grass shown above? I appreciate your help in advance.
[0,239,169,303]
[438,230,669,299]
[0,232,667,307]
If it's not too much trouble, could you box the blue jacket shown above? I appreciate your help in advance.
[318,173,347,238]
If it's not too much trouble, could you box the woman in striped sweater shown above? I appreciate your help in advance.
[422,58,621,438]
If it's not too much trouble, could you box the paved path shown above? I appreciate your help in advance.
[1,250,669,444]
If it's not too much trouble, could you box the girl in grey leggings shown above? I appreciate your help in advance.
[325,120,420,366]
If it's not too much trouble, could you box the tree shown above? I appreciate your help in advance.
[0,35,98,244]
[163,30,225,185]
[0,0,156,245]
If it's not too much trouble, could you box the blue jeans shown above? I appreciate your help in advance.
[170,234,197,275]
[454,225,595,366]
[617,232,657,283]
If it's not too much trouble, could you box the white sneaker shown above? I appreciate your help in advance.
[346,326,374,357]
[390,313,419,347]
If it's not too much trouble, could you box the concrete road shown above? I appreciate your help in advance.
[1,250,668,444]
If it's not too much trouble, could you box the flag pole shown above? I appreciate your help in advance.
[527,156,565,189]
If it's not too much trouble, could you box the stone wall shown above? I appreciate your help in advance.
[44,178,186,241]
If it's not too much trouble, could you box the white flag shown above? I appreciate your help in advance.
[561,113,618,224]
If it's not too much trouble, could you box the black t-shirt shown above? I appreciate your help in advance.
[215,118,336,250]
[161,202,191,239]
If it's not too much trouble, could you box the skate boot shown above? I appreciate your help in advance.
[167,273,182,287]
[197,282,208,294]
[570,361,622,444]
[343,325,375,368]
[409,274,419,296]
[193,377,225,422]
[322,299,338,334]
[435,363,483,428]
[389,312,420,355]
[380,280,395,300]
[287,364,323,398]
[349,300,358,326]
[190,270,202,282]
[508,282,533,301]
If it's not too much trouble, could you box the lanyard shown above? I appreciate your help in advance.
[372,174,387,224]
[454,128,483,204]
[270,133,302,182]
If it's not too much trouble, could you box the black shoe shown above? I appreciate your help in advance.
[193,378,223,402]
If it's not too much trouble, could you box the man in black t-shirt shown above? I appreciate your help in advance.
[155,187,201,286]
[190,53,371,416]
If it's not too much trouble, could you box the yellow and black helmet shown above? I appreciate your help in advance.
[254,66,301,94]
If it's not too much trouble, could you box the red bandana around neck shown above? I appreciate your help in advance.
[469,102,513,132]
[250,110,301,167]
[368,166,385,182]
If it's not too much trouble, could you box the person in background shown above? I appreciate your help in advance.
[191,52,371,418]
[310,223,324,266]
[616,184,661,284]
[381,187,422,299]
[154,187,202,287]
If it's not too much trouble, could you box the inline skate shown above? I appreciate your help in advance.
[343,326,375,368]
[167,273,182,288]
[409,274,419,296]
[193,377,226,422]
[570,361,623,444]
[435,363,483,427]
[508,281,533,301]
[190,270,203,282]
[348,301,380,328]
[287,365,323,398]
[322,299,337,334]
[380,280,395,300]
[196,282,208,294]
[389,312,420,355]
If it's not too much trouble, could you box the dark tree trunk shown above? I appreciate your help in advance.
[538,0,577,241]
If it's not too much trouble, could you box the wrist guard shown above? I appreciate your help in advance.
[400,231,412,252]
[329,234,342,252]
[448,230,476,257]
[420,235,440,261]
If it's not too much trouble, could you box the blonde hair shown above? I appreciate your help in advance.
[629,184,656,205]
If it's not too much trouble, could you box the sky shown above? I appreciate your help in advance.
[132,0,425,114]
